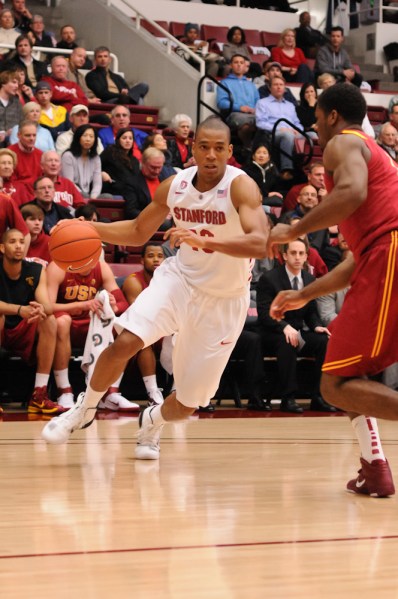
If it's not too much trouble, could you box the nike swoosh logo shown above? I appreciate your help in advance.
[221,341,233,345]
[67,258,95,272]
[356,479,366,488]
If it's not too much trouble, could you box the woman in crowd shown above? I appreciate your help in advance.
[223,26,262,78]
[296,82,318,136]
[101,127,140,196]
[14,66,34,105]
[61,124,102,199]
[0,147,32,204]
[242,143,283,215]
[271,28,313,83]
[9,101,55,151]
[142,132,176,178]
[0,9,19,56]
[167,113,195,170]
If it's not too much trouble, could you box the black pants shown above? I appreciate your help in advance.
[262,330,328,399]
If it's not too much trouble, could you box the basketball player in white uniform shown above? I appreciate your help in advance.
[42,117,270,459]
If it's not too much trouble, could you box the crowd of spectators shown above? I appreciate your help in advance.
[0,3,397,416]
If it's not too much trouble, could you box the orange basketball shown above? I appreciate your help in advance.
[49,220,102,272]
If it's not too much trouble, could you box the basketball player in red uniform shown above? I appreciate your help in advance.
[268,83,398,497]
[42,116,270,456]
[46,259,137,410]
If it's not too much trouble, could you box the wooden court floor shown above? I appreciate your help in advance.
[1,408,398,598]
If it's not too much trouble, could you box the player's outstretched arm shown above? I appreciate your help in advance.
[270,253,355,321]
[90,178,174,246]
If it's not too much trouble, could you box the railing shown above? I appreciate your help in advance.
[0,44,120,72]
[196,75,233,126]
[271,118,314,168]
[104,0,205,77]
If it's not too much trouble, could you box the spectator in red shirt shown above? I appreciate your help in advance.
[0,147,32,205]
[41,150,85,211]
[167,113,195,170]
[8,120,43,192]
[20,203,50,266]
[0,191,30,250]
[42,55,88,113]
[271,28,313,83]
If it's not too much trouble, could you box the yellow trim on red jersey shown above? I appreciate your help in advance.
[371,230,398,357]
[341,129,368,140]
[322,355,363,372]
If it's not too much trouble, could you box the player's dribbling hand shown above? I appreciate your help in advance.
[270,290,307,321]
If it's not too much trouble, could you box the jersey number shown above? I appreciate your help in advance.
[189,229,214,254]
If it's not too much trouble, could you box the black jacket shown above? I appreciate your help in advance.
[85,67,128,102]
[22,199,72,235]
[3,56,48,88]
[256,265,321,334]
[167,138,193,170]
[100,145,140,198]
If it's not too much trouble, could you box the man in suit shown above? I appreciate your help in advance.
[256,238,335,413]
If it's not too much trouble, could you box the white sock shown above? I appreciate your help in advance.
[352,415,386,462]
[143,375,158,393]
[35,373,49,388]
[84,383,106,409]
[54,369,70,389]
[149,404,167,426]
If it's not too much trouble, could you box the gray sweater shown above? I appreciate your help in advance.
[314,44,353,77]
[0,95,23,133]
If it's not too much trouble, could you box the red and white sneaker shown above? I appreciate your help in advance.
[28,387,68,415]
[347,457,395,498]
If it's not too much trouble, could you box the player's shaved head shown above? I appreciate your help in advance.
[195,116,231,143]
[1,228,23,243]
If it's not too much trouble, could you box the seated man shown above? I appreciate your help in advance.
[66,47,101,104]
[86,46,148,105]
[2,34,48,89]
[20,203,50,267]
[314,26,363,88]
[35,80,69,142]
[98,105,147,151]
[256,238,335,413]
[122,244,166,406]
[8,120,43,191]
[0,70,23,146]
[257,61,297,105]
[41,56,88,113]
[40,150,85,211]
[46,256,138,410]
[124,148,172,230]
[295,11,327,58]
[0,228,63,415]
[22,176,72,234]
[216,54,259,149]
[255,76,304,180]
[283,162,326,213]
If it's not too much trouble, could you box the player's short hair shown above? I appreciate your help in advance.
[20,204,45,220]
[1,228,24,243]
[317,83,366,125]
[195,116,231,143]
[141,243,164,257]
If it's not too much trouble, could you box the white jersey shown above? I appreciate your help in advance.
[167,165,252,297]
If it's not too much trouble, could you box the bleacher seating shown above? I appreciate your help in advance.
[201,24,229,47]
[169,21,186,39]
[261,31,280,48]
[141,19,169,37]
[367,105,388,127]
[88,103,159,132]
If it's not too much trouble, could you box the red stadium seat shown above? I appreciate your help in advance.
[169,21,186,39]
[244,29,262,47]
[261,31,280,49]
[200,24,229,45]
[89,198,125,222]
[367,105,388,126]
[141,20,169,37]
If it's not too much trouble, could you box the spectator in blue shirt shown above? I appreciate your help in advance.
[255,76,304,179]
[217,54,259,148]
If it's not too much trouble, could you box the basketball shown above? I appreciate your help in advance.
[48,220,102,272]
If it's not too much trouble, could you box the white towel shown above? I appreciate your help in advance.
[81,290,115,384]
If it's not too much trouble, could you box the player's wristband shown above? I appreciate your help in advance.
[17,305,22,316]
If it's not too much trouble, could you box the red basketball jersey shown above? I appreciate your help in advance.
[324,129,398,260]
[57,262,103,317]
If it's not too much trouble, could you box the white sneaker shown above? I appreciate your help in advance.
[147,387,164,407]
[41,392,97,445]
[98,392,140,411]
[135,406,164,460]
[58,392,75,409]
